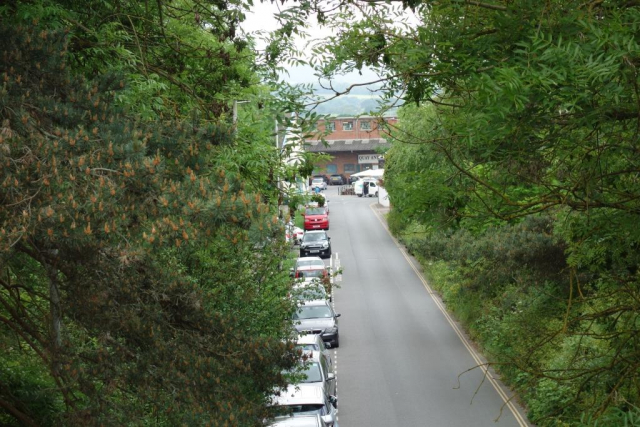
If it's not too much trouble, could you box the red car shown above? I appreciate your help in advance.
[303,207,329,230]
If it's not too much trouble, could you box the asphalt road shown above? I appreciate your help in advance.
[323,186,530,427]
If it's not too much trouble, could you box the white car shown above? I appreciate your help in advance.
[272,384,338,427]
[297,333,333,365]
[286,222,304,245]
[311,178,327,191]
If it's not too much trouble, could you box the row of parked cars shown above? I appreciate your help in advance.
[310,174,358,187]
[271,201,340,427]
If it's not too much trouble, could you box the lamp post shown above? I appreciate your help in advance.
[233,100,250,128]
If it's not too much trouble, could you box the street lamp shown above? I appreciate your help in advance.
[233,100,250,127]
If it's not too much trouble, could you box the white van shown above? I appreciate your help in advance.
[353,178,378,198]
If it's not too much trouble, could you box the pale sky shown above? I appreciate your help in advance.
[241,2,380,85]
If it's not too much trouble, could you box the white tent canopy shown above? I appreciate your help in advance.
[351,169,384,178]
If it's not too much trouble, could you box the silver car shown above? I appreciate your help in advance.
[297,333,333,366]
[292,280,330,302]
[293,300,340,348]
[273,383,338,427]
[298,351,336,398]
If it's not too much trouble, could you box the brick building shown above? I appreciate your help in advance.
[305,116,397,179]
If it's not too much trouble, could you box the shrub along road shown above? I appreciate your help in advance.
[324,186,530,427]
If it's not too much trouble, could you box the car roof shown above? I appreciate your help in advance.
[300,299,331,308]
[296,334,323,345]
[296,265,326,271]
[274,384,326,406]
[292,282,326,293]
[297,257,323,263]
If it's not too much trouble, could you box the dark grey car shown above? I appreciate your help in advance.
[293,300,340,348]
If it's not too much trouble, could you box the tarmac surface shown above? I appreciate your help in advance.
[323,186,531,427]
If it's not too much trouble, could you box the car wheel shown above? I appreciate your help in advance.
[375,191,379,197]
[334,335,339,348]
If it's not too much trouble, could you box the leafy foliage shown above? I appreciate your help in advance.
[0,19,299,426]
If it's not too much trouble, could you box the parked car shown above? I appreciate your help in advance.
[297,351,336,398]
[296,257,325,268]
[299,231,331,259]
[272,384,338,427]
[286,222,304,245]
[307,192,329,213]
[269,414,329,427]
[295,262,329,281]
[311,174,330,185]
[348,175,360,184]
[303,207,329,231]
[293,299,340,348]
[292,280,330,302]
[311,178,327,191]
[297,333,333,364]
[294,256,325,274]
[329,174,346,185]
[354,178,378,197]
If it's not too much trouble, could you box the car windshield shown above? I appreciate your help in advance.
[296,344,319,352]
[283,404,324,415]
[305,208,325,215]
[296,260,323,268]
[298,270,324,278]
[294,306,333,319]
[312,179,323,184]
[293,287,326,301]
[302,233,326,243]
[300,362,323,383]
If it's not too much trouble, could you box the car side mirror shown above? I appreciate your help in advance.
[328,372,335,381]
[334,313,341,318]
[329,395,338,408]
[328,237,331,241]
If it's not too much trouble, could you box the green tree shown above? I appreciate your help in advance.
[0,18,298,427]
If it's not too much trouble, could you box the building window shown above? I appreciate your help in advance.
[326,121,335,132]
[342,121,353,131]
[344,164,355,173]
[360,121,371,130]
[326,164,338,174]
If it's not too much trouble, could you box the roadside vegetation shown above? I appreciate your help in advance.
[0,1,321,425]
